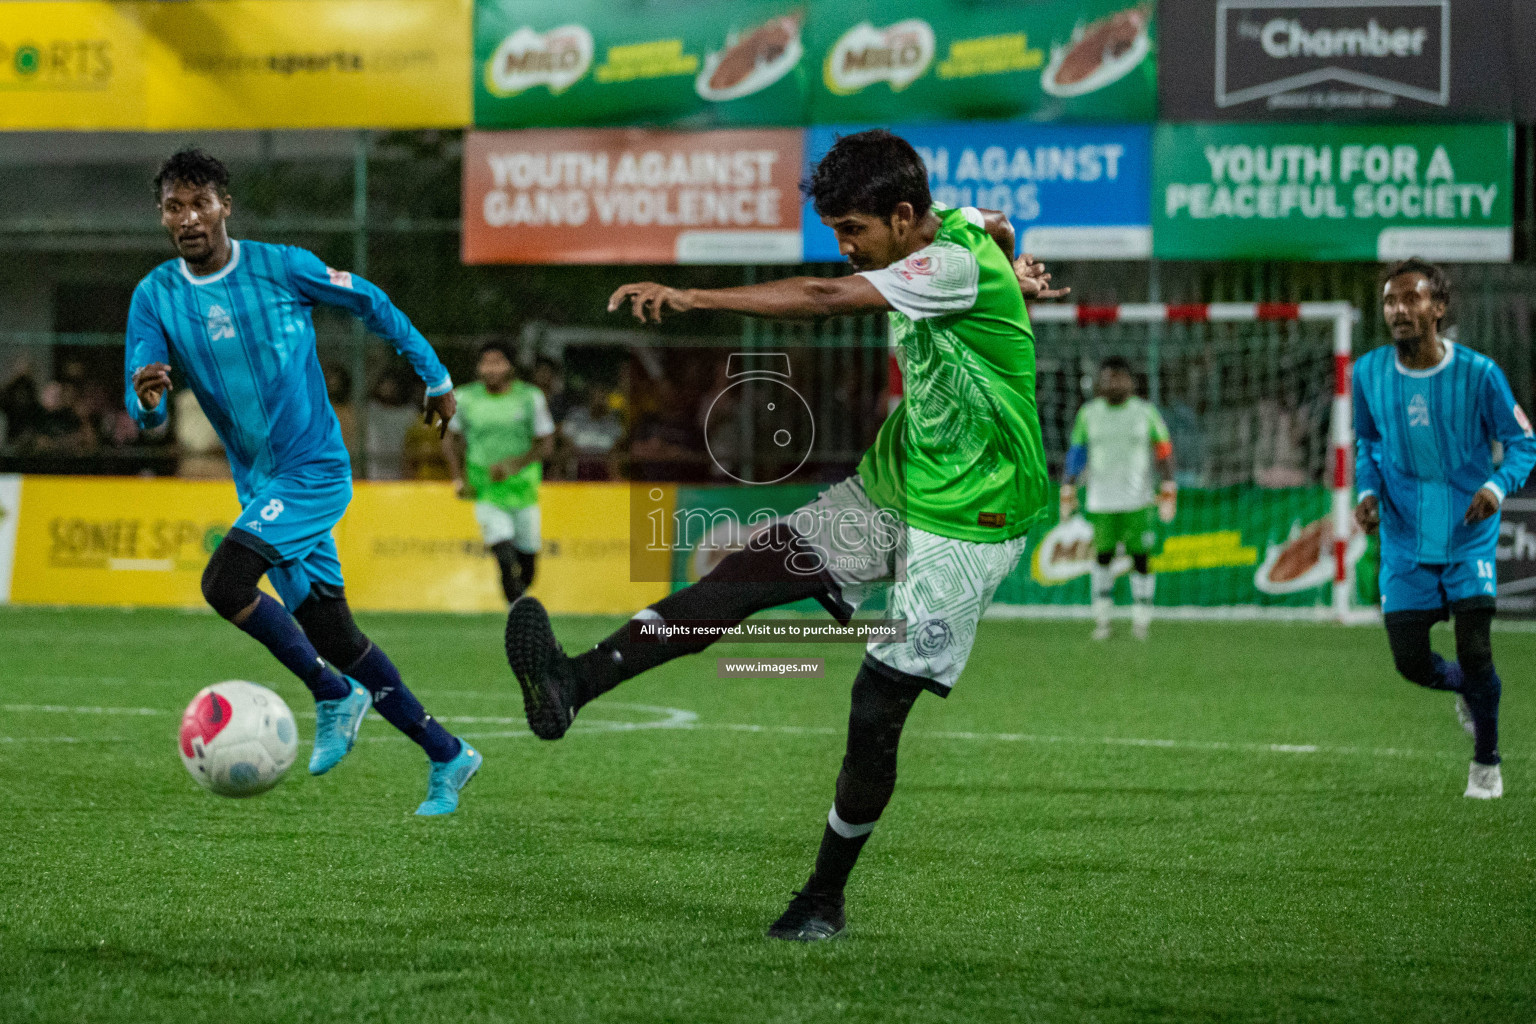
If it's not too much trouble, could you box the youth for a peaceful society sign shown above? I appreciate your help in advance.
[802,123,1152,261]
[1153,123,1512,262]
[461,128,804,265]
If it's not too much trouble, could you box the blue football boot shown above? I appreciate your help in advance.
[309,681,371,776]
[415,742,482,816]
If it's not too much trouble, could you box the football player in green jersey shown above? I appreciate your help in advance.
[1062,356,1177,640]
[443,340,555,603]
[503,130,1069,941]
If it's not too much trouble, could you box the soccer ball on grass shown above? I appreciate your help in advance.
[178,681,298,797]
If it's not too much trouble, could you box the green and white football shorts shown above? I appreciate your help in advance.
[789,475,1026,696]
[474,501,541,555]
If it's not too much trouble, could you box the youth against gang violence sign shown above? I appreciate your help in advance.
[462,128,805,265]
[1152,122,1512,262]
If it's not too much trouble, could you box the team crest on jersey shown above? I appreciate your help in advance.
[913,618,952,657]
[205,305,235,341]
[1515,403,1533,437]
[1407,394,1430,427]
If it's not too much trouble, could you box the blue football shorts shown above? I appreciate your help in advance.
[1378,550,1498,615]
[227,471,351,609]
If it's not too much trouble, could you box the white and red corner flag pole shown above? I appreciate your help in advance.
[1026,301,1359,620]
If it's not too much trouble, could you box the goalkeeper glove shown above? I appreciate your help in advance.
[1156,480,1178,523]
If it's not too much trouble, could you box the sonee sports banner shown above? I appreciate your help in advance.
[0,0,471,130]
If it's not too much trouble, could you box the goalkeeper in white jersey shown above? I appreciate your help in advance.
[1062,356,1176,639]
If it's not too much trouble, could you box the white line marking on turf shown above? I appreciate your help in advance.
[0,702,1512,762]
[2,704,167,716]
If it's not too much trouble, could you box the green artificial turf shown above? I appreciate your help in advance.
[0,607,1531,1023]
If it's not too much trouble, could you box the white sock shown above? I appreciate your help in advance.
[1090,563,1114,624]
[1130,572,1155,628]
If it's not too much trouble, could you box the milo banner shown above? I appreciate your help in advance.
[803,123,1152,261]
[461,128,805,264]
[1153,122,1513,262]
[0,0,471,131]
[473,0,1156,128]
[1158,0,1513,121]
[999,485,1374,609]
[474,0,810,129]
[808,0,1156,124]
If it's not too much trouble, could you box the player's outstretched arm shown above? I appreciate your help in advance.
[284,247,454,410]
[608,276,890,325]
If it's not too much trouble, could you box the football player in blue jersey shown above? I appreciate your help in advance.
[1354,259,1536,800]
[126,149,481,815]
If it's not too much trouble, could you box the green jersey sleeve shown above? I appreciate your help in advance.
[1070,406,1089,446]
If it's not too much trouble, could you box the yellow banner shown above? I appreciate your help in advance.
[0,0,470,131]
[8,476,669,615]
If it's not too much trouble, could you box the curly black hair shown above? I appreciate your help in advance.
[802,129,931,221]
[153,147,230,199]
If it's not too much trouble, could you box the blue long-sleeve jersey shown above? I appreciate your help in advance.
[125,240,451,500]
[1354,340,1536,565]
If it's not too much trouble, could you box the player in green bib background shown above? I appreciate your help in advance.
[504,130,1070,942]
[1062,356,1177,640]
[443,341,554,604]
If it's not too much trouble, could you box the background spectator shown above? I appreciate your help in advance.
[365,370,418,480]
[561,386,624,481]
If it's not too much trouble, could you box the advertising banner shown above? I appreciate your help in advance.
[472,0,1156,129]
[996,484,1372,609]
[0,475,20,603]
[462,127,805,264]
[0,0,470,131]
[7,477,666,614]
[803,123,1152,261]
[1158,0,1512,121]
[1496,490,1536,618]
[807,0,1156,125]
[338,481,669,614]
[8,476,239,608]
[1152,122,1513,262]
[474,0,809,129]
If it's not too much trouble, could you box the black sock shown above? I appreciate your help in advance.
[348,644,461,763]
[806,823,870,895]
[491,541,524,604]
[239,593,351,701]
[1464,668,1502,765]
[516,550,537,589]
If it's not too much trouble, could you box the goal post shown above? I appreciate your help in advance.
[999,300,1361,621]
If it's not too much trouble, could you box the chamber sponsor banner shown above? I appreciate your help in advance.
[802,123,1152,261]
[474,0,808,128]
[1159,0,1512,121]
[807,0,1156,125]
[1516,3,1536,124]
[462,128,804,264]
[0,475,21,602]
[1496,490,1536,618]
[1153,122,1513,262]
[8,477,666,614]
[0,0,470,131]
